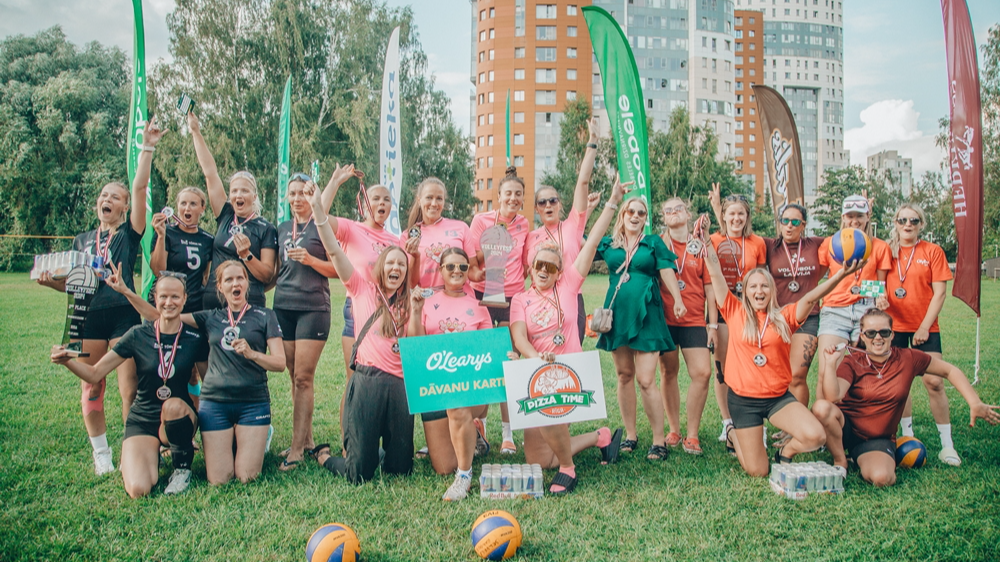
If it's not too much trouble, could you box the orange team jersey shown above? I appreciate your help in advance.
[719,292,801,399]
[818,237,891,308]
[399,217,477,290]
[335,219,401,283]
[660,235,712,327]
[420,289,493,336]
[469,211,530,296]
[886,241,952,332]
[709,233,767,292]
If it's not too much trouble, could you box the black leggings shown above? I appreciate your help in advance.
[341,365,414,484]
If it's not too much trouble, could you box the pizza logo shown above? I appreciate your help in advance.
[425,242,449,264]
[438,317,467,333]
[516,362,595,418]
[530,306,554,328]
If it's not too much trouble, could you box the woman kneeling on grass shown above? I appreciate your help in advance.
[508,178,630,495]
[701,230,862,477]
[51,273,207,497]
[812,308,998,486]
[109,260,286,485]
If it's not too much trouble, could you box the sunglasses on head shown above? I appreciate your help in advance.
[662,204,685,215]
[289,172,312,183]
[533,260,560,274]
[725,194,749,202]
[536,197,559,207]
[442,263,469,272]
[843,200,868,211]
[625,208,648,218]
[158,271,188,281]
[861,329,893,339]
[896,217,921,226]
[780,217,804,226]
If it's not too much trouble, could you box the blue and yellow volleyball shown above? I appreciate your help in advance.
[471,510,522,561]
[306,523,360,562]
[829,228,872,265]
[895,436,927,468]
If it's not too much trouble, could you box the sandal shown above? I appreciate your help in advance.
[646,444,670,461]
[774,446,793,464]
[601,428,623,465]
[278,458,300,472]
[682,438,703,455]
[415,446,429,459]
[308,443,331,461]
[725,426,737,456]
[278,447,292,458]
[665,432,683,447]
[549,470,578,495]
[620,438,638,453]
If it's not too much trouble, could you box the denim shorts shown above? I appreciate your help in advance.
[818,299,874,342]
[342,297,355,338]
[198,399,271,431]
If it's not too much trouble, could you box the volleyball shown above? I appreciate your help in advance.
[471,510,522,561]
[306,523,360,562]
[64,264,99,295]
[828,228,872,265]
[895,436,927,468]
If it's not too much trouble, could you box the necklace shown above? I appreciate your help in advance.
[866,350,892,379]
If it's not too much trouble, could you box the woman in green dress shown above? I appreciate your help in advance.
[596,195,687,460]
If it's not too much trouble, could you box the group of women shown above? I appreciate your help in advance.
[43,112,997,500]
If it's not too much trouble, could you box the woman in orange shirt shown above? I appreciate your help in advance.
[700,229,862,477]
[885,203,960,466]
[707,184,767,444]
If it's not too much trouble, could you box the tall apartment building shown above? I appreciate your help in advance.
[470,0,594,219]
[867,149,913,196]
[733,9,765,200]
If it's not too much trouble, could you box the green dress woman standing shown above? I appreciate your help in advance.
[596,195,687,460]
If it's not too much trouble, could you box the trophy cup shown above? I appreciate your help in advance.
[62,264,101,357]
[479,225,515,308]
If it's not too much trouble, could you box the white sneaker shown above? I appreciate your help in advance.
[718,422,733,442]
[265,425,274,452]
[164,468,192,495]
[938,447,962,466]
[93,449,115,476]
[442,474,472,501]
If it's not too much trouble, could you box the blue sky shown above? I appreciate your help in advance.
[2,0,997,176]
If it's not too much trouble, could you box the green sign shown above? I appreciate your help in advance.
[517,391,596,415]
[860,280,885,298]
[399,327,512,414]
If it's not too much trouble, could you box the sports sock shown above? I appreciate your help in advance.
[722,418,733,428]
[595,427,612,449]
[90,433,110,453]
[501,422,513,443]
[937,424,954,449]
[900,417,914,437]
[456,467,472,479]
[164,417,196,470]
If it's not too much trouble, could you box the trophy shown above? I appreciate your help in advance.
[479,225,514,308]
[176,93,195,114]
[61,264,101,357]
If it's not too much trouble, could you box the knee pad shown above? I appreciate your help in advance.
[715,361,725,385]
[81,380,106,416]
[164,417,196,470]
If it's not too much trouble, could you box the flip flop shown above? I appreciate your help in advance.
[601,428,623,465]
[308,443,331,461]
[278,447,292,458]
[278,458,300,472]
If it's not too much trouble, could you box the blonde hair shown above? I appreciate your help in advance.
[214,259,246,304]
[840,205,873,238]
[721,198,754,237]
[229,171,263,215]
[95,182,130,235]
[407,177,447,228]
[739,268,792,345]
[888,203,926,258]
[177,186,207,207]
[610,197,649,249]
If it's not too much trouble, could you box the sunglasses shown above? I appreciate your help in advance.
[442,263,469,272]
[662,204,686,215]
[780,217,804,226]
[289,172,312,183]
[625,208,648,218]
[896,217,921,226]
[533,260,560,274]
[158,271,188,281]
[536,197,559,207]
[843,200,868,211]
[861,329,893,339]
[725,194,749,202]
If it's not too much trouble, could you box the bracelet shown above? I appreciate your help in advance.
[141,145,155,153]
[315,215,329,227]
[605,201,619,210]
[586,142,598,149]
[707,324,719,330]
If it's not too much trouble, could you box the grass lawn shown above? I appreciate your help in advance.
[1,272,999,561]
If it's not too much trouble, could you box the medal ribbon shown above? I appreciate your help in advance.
[543,222,564,253]
[94,228,112,261]
[227,302,251,330]
[723,233,747,280]
[616,234,644,277]
[154,320,182,387]
[376,289,404,340]
[781,239,802,285]
[674,236,689,276]
[755,314,771,354]
[532,286,564,334]
[225,211,257,246]
[354,169,375,222]
[895,242,918,285]
[292,216,314,244]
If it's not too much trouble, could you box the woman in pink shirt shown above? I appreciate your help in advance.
[509,179,630,495]
[401,177,480,290]
[407,247,493,501]
[309,189,413,484]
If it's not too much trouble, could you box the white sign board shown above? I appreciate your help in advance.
[502,351,607,430]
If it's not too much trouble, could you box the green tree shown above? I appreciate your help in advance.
[0,27,130,269]
[812,165,904,238]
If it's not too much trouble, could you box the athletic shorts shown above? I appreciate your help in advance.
[124,411,161,440]
[421,410,448,423]
[795,315,820,337]
[842,416,895,461]
[81,305,140,341]
[275,308,331,341]
[474,290,512,325]
[818,299,875,342]
[342,297,355,338]
[198,399,271,431]
[727,389,797,429]
[891,331,942,354]
[666,325,708,350]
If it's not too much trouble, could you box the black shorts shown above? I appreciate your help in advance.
[124,411,161,441]
[727,389,797,429]
[275,308,331,341]
[842,416,896,461]
[891,331,942,354]
[421,410,448,423]
[82,305,140,341]
[795,315,820,337]
[666,325,708,350]
[473,290,512,325]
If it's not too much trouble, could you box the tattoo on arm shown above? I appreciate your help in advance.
[801,335,818,368]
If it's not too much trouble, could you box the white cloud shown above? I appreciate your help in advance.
[844,99,946,179]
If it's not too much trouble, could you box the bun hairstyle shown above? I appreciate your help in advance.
[501,166,525,190]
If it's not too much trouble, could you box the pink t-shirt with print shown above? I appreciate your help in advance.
[469,211,530,296]
[335,219,401,283]
[523,208,586,272]
[510,267,585,355]
[420,290,493,335]
[344,273,405,377]
[399,217,477,290]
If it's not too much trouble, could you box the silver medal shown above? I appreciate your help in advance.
[222,326,239,346]
[421,288,434,298]
[894,287,906,299]
[735,282,743,293]
[621,273,630,283]
[686,239,704,255]
[229,224,244,236]
[156,386,172,400]
[677,280,686,291]
[788,281,800,293]
[850,286,861,295]
[392,342,400,354]
[283,239,294,251]
[408,227,421,239]
[553,333,565,346]
[753,353,767,367]
[161,206,177,226]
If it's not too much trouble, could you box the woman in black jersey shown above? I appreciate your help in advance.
[150,187,214,312]
[274,176,337,470]
[51,274,206,498]
[110,260,286,485]
[187,111,278,310]
[36,117,162,476]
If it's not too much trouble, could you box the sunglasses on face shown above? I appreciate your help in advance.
[896,217,921,226]
[158,271,188,281]
[625,208,648,218]
[780,217,804,226]
[861,329,893,339]
[442,263,469,272]
[289,172,312,184]
[536,197,559,207]
[725,194,749,202]
[533,260,560,274]
[662,204,685,215]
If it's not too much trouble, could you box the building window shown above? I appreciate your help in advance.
[479,30,486,42]
[514,69,525,80]
[478,73,485,84]
[477,158,483,168]
[488,135,494,146]
[514,112,525,123]
[487,156,493,167]
[567,91,577,101]
[480,10,486,21]
[489,70,494,81]
[478,115,484,126]
[490,8,494,17]
[567,5,577,15]
[537,26,556,40]
[536,4,557,18]
[489,28,495,39]
[513,90,524,101]
[566,69,577,80]
[536,47,557,61]
[514,134,525,145]
[488,113,494,124]
[514,155,525,166]
[536,90,557,105]
[488,92,494,103]
[567,26,577,37]
[514,47,525,59]
[478,94,484,105]
[479,51,484,62]
[566,47,577,59]
[489,49,495,60]
[478,136,484,147]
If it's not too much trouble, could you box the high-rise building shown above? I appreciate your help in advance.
[733,9,765,200]
[688,1,737,158]
[470,0,594,219]
[867,149,913,196]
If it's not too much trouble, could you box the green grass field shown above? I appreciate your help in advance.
[1,273,999,561]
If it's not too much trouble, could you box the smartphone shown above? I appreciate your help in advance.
[177,93,195,115]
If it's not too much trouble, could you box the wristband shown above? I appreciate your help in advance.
[315,215,329,227]
[586,142,598,149]
[707,324,719,330]
[605,201,619,210]
[141,145,155,153]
